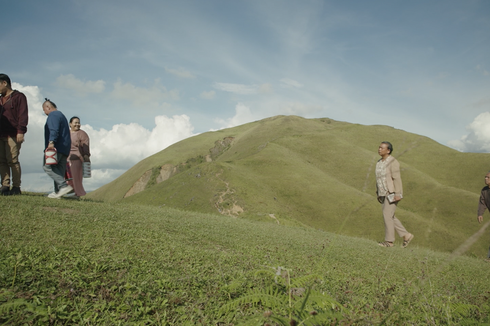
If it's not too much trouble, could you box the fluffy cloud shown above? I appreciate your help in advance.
[215,103,255,128]
[448,112,490,152]
[56,74,106,95]
[200,90,216,99]
[82,114,195,170]
[165,67,196,79]
[12,83,195,192]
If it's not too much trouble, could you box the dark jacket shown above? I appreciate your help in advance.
[44,110,71,156]
[0,90,28,137]
[478,186,490,216]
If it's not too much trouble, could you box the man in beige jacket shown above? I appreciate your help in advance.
[375,141,414,248]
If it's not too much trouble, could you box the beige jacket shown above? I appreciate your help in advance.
[376,155,403,197]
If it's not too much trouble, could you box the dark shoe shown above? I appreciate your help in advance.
[9,187,21,195]
[0,186,10,196]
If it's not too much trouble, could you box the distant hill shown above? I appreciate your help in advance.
[87,115,490,255]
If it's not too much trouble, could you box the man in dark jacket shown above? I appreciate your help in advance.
[477,171,490,261]
[0,74,28,195]
[42,98,72,199]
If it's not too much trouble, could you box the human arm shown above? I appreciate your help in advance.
[45,113,60,149]
[79,130,91,162]
[478,189,488,223]
[15,93,28,136]
[390,159,403,201]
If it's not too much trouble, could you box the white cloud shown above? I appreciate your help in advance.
[165,67,196,79]
[200,90,216,99]
[85,114,195,170]
[111,79,179,107]
[13,83,49,173]
[215,103,255,128]
[213,82,258,95]
[448,112,490,152]
[56,74,106,95]
[83,169,127,192]
[280,78,303,88]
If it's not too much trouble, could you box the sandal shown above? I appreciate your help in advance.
[378,241,394,247]
[402,234,414,248]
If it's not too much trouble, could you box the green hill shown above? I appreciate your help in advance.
[1,195,490,324]
[87,115,490,256]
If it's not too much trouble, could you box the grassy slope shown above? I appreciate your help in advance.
[1,195,490,325]
[87,116,490,256]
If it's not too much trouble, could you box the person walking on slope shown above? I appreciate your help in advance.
[42,99,72,198]
[0,74,28,195]
[375,141,414,248]
[477,171,490,262]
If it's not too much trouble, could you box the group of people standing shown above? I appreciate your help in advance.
[42,99,90,199]
[0,73,90,199]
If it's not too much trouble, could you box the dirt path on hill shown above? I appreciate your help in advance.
[214,171,243,217]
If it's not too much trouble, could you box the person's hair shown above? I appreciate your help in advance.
[381,141,393,154]
[0,74,12,88]
[44,98,57,109]
[70,116,80,123]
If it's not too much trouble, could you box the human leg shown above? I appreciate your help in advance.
[43,154,69,192]
[393,216,409,238]
[69,159,86,196]
[0,137,11,189]
[6,136,22,188]
[382,197,398,242]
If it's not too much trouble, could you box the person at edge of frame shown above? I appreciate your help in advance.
[477,171,490,262]
[0,73,28,195]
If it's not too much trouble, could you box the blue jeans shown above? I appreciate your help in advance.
[43,153,68,193]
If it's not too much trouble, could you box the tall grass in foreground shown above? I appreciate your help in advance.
[1,195,490,325]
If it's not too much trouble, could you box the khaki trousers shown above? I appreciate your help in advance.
[382,196,409,242]
[0,136,22,188]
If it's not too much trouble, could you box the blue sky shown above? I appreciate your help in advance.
[3,0,490,192]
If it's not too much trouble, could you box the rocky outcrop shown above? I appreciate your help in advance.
[124,170,153,198]
[209,137,234,160]
[124,137,235,198]
[156,164,178,184]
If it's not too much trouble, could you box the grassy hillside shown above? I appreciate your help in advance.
[1,195,490,325]
[87,115,490,255]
